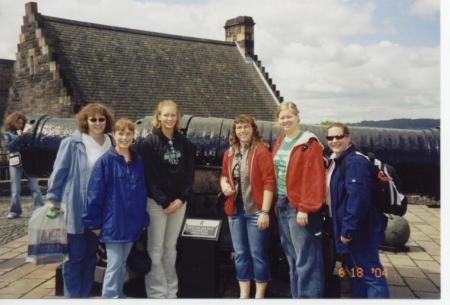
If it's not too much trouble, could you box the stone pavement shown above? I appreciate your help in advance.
[0,196,440,299]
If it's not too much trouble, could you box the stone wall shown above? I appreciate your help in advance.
[0,59,14,124]
[5,2,74,121]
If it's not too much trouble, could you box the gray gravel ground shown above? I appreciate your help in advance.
[0,196,35,246]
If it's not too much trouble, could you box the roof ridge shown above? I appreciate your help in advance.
[0,59,15,64]
[41,15,234,46]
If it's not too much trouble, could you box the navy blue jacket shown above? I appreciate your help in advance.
[83,147,149,243]
[329,144,387,254]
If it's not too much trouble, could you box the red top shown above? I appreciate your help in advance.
[272,132,325,213]
[221,143,276,216]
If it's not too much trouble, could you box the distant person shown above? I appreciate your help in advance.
[220,114,275,298]
[3,112,43,219]
[46,103,114,298]
[272,101,326,298]
[141,99,194,298]
[83,118,149,298]
[325,122,389,298]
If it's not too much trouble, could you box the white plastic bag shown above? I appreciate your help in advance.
[26,206,68,265]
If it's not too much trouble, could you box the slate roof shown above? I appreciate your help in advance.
[39,15,280,121]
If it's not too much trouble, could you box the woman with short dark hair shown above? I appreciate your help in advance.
[325,122,389,298]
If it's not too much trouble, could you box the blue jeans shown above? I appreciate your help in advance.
[102,242,133,298]
[276,196,324,298]
[63,231,99,298]
[9,166,44,214]
[343,241,389,298]
[228,211,271,282]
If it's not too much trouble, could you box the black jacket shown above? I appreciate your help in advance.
[141,128,195,208]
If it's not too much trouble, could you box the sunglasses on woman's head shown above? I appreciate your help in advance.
[326,134,346,141]
[88,117,106,123]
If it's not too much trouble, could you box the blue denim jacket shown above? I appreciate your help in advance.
[3,130,22,153]
[47,131,92,234]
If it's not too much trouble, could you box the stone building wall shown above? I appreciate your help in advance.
[0,59,14,124]
[6,2,74,120]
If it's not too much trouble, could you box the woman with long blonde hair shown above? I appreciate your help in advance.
[141,100,194,298]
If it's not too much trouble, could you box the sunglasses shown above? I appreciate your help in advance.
[88,117,106,123]
[326,134,346,141]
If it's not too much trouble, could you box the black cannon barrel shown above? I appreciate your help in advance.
[19,114,440,197]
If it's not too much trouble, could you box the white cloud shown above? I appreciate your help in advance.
[408,0,440,17]
[267,38,439,122]
[0,0,440,123]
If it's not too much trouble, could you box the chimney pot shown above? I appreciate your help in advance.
[25,2,38,15]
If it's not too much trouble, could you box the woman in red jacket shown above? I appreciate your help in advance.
[220,114,276,298]
[272,101,326,298]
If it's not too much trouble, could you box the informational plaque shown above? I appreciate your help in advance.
[181,218,222,241]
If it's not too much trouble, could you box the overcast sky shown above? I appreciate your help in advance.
[0,0,440,123]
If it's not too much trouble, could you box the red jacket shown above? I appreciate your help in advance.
[221,143,276,216]
[272,131,325,213]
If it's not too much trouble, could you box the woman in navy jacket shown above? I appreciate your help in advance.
[83,119,149,298]
[325,123,389,298]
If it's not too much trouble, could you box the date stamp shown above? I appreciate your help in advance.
[338,267,388,278]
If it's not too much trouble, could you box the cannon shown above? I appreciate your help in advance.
[17,114,440,297]
[20,114,440,197]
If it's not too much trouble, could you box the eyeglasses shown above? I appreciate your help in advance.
[326,134,346,141]
[88,117,106,123]
[235,125,252,131]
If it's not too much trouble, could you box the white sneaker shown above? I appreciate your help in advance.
[6,212,20,219]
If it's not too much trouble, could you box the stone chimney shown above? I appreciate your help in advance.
[25,2,38,15]
[224,16,255,57]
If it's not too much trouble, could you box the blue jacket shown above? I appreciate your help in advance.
[47,131,93,234]
[329,144,387,254]
[83,147,149,243]
[3,130,22,153]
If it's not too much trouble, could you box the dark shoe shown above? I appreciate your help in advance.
[6,212,20,219]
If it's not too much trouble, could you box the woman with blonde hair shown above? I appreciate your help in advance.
[3,112,44,219]
[220,114,275,298]
[272,101,326,298]
[141,99,194,298]
[47,103,114,298]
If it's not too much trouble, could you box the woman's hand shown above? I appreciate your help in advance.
[221,181,235,197]
[340,236,351,245]
[296,211,308,226]
[92,229,101,236]
[45,201,64,214]
[257,213,269,230]
[163,199,183,214]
